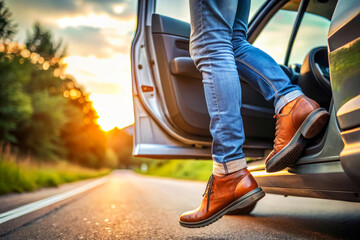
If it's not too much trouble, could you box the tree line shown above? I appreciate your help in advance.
[0,1,134,168]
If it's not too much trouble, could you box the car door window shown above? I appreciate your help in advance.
[253,9,298,64]
[155,0,268,23]
[288,12,331,65]
[155,0,190,22]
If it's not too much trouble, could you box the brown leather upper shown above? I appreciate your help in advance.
[179,168,258,223]
[265,95,320,163]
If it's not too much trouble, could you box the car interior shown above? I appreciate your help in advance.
[148,0,337,159]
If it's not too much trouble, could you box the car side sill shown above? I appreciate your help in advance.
[250,161,360,202]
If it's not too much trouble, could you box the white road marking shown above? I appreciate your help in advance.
[0,177,109,224]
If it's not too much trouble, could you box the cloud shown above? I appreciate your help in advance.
[59,26,111,58]
[8,0,77,13]
[57,13,135,30]
[83,0,137,19]
[56,15,135,58]
[6,0,137,58]
[6,0,137,32]
[63,54,132,86]
[7,0,137,18]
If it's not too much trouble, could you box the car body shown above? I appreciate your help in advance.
[131,0,360,203]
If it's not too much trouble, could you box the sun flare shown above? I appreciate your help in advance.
[63,54,134,131]
[90,93,134,131]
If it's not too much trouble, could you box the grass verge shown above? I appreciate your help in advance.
[135,159,213,181]
[0,157,111,195]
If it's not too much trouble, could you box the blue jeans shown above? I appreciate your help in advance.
[189,0,303,175]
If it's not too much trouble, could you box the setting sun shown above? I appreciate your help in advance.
[62,53,135,131]
[7,0,137,133]
[90,93,134,131]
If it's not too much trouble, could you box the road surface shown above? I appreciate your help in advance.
[1,170,360,239]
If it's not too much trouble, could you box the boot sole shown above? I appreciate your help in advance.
[179,188,265,228]
[266,108,329,173]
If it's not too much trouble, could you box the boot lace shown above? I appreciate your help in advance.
[202,174,215,212]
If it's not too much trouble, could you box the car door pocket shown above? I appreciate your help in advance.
[175,40,189,51]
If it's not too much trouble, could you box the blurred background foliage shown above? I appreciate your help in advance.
[0,0,135,174]
[0,1,209,195]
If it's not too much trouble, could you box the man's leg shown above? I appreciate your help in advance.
[189,0,246,175]
[231,1,329,172]
[179,0,264,228]
[232,0,302,114]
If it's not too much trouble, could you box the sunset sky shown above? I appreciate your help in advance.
[6,0,330,131]
[7,0,137,131]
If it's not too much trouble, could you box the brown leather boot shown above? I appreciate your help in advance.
[265,95,329,172]
[179,168,265,228]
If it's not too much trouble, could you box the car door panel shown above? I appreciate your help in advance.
[133,0,301,159]
[328,0,360,186]
[151,13,275,141]
[132,0,213,159]
[152,31,210,136]
[133,0,360,201]
[133,0,341,160]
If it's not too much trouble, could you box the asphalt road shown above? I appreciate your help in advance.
[1,170,360,239]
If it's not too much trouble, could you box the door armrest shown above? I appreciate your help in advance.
[169,57,202,80]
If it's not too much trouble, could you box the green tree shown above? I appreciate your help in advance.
[26,22,65,61]
[0,52,33,143]
[107,127,134,168]
[0,0,16,41]
[24,23,108,167]
[0,1,30,143]
[16,92,68,160]
[0,8,109,167]
[61,93,108,168]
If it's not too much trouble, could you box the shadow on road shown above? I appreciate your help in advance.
[225,212,360,239]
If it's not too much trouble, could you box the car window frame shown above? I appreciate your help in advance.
[249,0,330,67]
[288,12,331,65]
[154,0,270,25]
[283,0,311,66]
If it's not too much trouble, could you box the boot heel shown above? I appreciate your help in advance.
[301,109,329,139]
[228,188,265,212]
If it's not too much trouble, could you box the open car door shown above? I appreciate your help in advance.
[131,0,360,203]
[131,0,275,159]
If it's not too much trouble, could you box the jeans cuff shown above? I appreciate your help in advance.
[213,158,247,175]
[275,90,304,115]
